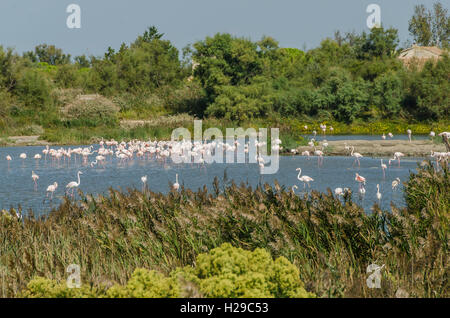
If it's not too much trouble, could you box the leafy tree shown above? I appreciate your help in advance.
[372,71,403,117]
[74,55,91,68]
[0,46,22,91]
[14,68,53,110]
[33,44,71,65]
[205,82,273,121]
[314,68,370,123]
[354,27,399,59]
[409,2,450,47]
[193,33,263,101]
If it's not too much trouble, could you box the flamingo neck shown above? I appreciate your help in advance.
[297,169,302,180]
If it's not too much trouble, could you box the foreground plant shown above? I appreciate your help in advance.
[21,243,314,298]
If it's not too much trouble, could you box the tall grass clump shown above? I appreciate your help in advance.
[0,164,448,298]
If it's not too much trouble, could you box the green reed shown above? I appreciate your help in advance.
[0,163,448,298]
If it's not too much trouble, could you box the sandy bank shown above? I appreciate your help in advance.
[296,139,446,157]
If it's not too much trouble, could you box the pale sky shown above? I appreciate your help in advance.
[0,0,447,57]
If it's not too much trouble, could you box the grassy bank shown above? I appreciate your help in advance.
[0,162,448,298]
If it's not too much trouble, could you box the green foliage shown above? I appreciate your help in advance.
[61,94,119,126]
[178,243,314,298]
[206,82,273,121]
[14,68,53,111]
[314,68,370,123]
[408,2,450,47]
[20,244,314,298]
[193,33,263,101]
[0,20,449,137]
[354,27,399,59]
[106,269,181,298]
[20,277,105,298]
[30,44,71,66]
[372,71,403,117]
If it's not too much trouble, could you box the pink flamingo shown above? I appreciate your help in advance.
[314,147,324,167]
[355,173,366,193]
[31,171,39,191]
[389,152,404,167]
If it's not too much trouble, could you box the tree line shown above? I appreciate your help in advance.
[0,2,448,132]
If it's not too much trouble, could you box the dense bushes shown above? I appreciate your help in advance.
[0,13,449,138]
[20,244,314,298]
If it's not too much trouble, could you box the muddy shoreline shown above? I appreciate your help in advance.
[295,139,446,157]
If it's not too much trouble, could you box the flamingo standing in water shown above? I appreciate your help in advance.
[392,178,401,191]
[314,147,324,167]
[66,171,83,197]
[355,173,366,194]
[19,153,26,165]
[141,175,148,192]
[31,171,39,190]
[351,146,363,167]
[380,159,387,178]
[45,182,58,203]
[296,168,314,189]
[301,151,311,159]
[407,129,412,142]
[6,155,12,168]
[389,152,405,167]
[173,174,180,191]
[376,184,382,203]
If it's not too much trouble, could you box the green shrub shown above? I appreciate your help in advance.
[21,244,314,298]
[177,243,315,298]
[61,94,119,125]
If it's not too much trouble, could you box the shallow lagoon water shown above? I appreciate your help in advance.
[0,141,429,217]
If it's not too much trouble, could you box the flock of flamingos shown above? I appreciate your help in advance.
[3,127,450,210]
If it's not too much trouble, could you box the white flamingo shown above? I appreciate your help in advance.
[173,174,180,191]
[66,171,83,197]
[141,175,147,192]
[296,168,314,189]
[380,159,387,178]
[45,182,58,202]
[351,146,363,167]
[389,152,404,167]
[376,184,381,202]
[392,178,401,191]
